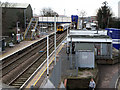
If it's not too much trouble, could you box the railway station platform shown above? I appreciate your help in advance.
[23,38,97,89]
[25,40,120,89]
[0,31,54,61]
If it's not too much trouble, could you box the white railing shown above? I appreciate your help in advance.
[20,36,67,89]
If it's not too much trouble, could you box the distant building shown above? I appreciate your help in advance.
[0,3,33,36]
[118,1,120,18]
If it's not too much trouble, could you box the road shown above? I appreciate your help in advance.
[97,63,120,88]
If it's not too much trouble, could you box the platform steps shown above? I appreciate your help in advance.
[24,18,39,40]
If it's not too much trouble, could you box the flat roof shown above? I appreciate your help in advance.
[69,30,107,36]
[68,35,110,38]
[67,38,112,43]
[68,30,112,43]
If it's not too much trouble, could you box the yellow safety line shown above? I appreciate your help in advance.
[33,43,64,86]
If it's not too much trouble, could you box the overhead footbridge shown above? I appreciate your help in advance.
[38,17,71,23]
[24,17,71,40]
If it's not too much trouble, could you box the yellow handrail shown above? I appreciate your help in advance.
[31,20,38,40]
[23,18,33,40]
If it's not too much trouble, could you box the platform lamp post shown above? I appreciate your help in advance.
[54,14,56,65]
[16,21,20,43]
[16,21,20,34]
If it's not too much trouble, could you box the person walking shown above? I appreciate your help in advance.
[89,78,96,90]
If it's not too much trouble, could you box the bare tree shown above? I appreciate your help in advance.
[41,8,59,17]
[80,10,86,17]
[0,1,15,7]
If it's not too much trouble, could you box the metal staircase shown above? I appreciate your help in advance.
[24,18,39,40]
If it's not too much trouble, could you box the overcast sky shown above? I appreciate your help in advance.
[0,0,120,17]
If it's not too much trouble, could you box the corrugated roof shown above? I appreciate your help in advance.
[1,3,30,8]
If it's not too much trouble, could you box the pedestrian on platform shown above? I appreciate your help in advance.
[89,78,96,90]
[66,45,70,60]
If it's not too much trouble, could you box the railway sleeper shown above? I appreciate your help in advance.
[13,82,24,84]
[18,78,27,80]
[16,79,27,82]
[11,83,22,86]
[19,76,30,79]
[20,76,30,79]
[12,86,20,88]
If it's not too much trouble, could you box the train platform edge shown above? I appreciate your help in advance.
[0,31,55,61]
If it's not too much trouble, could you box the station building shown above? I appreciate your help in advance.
[67,30,112,68]
[0,3,33,36]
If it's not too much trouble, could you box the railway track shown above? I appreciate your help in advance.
[2,31,67,89]
[1,35,55,77]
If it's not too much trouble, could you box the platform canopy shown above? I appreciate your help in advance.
[67,30,112,43]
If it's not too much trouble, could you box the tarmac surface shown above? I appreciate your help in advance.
[97,63,120,88]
